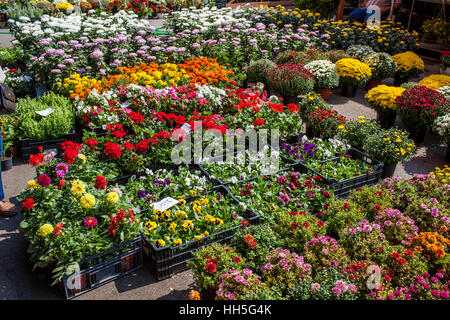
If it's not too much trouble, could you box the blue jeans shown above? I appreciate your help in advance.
[0,134,4,201]
[348,8,376,21]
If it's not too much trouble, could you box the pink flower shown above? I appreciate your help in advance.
[37,174,51,187]
[84,217,98,227]
[332,287,341,296]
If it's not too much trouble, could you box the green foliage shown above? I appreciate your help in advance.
[246,59,276,84]
[362,52,397,80]
[298,92,331,120]
[232,224,283,271]
[322,199,367,238]
[16,92,74,140]
[0,47,24,66]
[337,116,382,151]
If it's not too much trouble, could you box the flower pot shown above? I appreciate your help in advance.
[376,110,397,129]
[282,95,301,105]
[394,75,409,86]
[5,146,18,159]
[382,162,398,179]
[1,156,12,172]
[340,84,357,98]
[305,124,315,138]
[405,126,426,143]
[446,142,450,163]
[365,79,382,91]
[314,88,331,102]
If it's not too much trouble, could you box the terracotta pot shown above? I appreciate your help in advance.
[315,88,331,102]
[365,79,382,91]
[340,84,357,98]
[382,162,397,179]
[376,110,397,129]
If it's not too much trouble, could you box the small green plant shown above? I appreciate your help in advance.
[16,92,74,140]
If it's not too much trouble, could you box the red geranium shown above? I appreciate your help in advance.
[61,141,82,164]
[104,142,122,159]
[135,140,150,154]
[205,262,217,274]
[253,118,265,127]
[29,153,44,166]
[85,138,99,149]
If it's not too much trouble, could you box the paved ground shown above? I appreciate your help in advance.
[0,26,448,300]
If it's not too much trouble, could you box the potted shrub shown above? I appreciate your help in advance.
[362,53,398,91]
[434,114,450,162]
[335,58,372,98]
[304,60,339,102]
[363,128,416,178]
[395,86,449,143]
[337,116,382,151]
[345,45,375,61]
[365,85,405,129]
[274,48,326,66]
[391,51,424,86]
[267,64,315,104]
[325,49,350,63]
[246,58,276,90]
[305,109,346,139]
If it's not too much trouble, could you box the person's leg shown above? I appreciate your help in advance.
[0,134,16,216]
[348,8,368,22]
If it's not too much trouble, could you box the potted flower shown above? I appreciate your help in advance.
[418,74,450,90]
[441,52,450,75]
[365,85,405,129]
[362,53,398,91]
[267,64,315,104]
[325,49,350,63]
[391,51,424,86]
[305,109,346,139]
[434,114,450,162]
[304,60,339,102]
[335,58,372,98]
[345,45,375,61]
[363,128,416,178]
[395,86,449,143]
[246,58,276,90]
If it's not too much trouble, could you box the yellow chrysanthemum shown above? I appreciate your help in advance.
[80,194,95,209]
[70,180,85,196]
[106,191,119,204]
[37,224,53,237]
[27,180,38,189]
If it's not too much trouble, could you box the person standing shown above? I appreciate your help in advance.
[348,0,402,22]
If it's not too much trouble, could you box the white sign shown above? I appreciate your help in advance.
[152,197,179,211]
[35,108,54,117]
[180,123,191,133]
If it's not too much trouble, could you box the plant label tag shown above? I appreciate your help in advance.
[152,197,179,211]
[180,123,191,133]
[35,108,54,117]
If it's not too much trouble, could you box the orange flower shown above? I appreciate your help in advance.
[188,290,200,300]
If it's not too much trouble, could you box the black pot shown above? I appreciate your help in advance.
[341,84,357,98]
[1,156,13,172]
[394,75,409,86]
[282,95,301,105]
[305,124,315,138]
[446,143,450,163]
[382,162,398,179]
[407,126,426,143]
[376,111,397,129]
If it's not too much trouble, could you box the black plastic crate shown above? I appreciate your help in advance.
[293,148,383,198]
[141,185,260,280]
[61,237,143,299]
[19,131,78,162]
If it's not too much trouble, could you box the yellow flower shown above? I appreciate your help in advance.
[392,51,424,75]
[175,210,187,219]
[214,218,223,227]
[145,220,157,231]
[106,191,119,204]
[27,180,38,189]
[169,222,177,232]
[155,239,166,248]
[419,74,450,90]
[37,224,53,237]
[70,180,85,196]
[365,85,405,111]
[204,215,216,223]
[174,238,182,246]
[189,190,197,197]
[77,154,86,164]
[182,220,194,231]
[178,199,186,206]
[80,194,95,209]
[193,204,201,214]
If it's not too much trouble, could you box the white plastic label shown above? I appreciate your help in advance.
[152,197,179,211]
[35,108,54,117]
[180,123,191,133]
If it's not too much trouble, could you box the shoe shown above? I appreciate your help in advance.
[0,201,17,216]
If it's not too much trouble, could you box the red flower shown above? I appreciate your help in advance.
[302,222,310,229]
[94,176,107,190]
[59,179,66,189]
[240,220,250,226]
[207,258,218,264]
[104,142,122,159]
[128,111,145,125]
[29,153,44,166]
[374,204,382,212]
[61,141,82,164]
[136,140,150,154]
[343,202,350,209]
[253,118,265,127]
[85,138,99,149]
[287,103,299,112]
[291,222,298,229]
[122,141,135,151]
[53,223,64,236]
[22,198,35,211]
[233,256,242,263]
[205,262,217,274]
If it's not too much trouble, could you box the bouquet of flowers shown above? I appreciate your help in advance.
[304,60,339,90]
[392,51,424,78]
[362,53,397,81]
[335,58,372,86]
[267,64,315,97]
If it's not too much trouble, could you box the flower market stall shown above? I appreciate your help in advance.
[0,3,449,302]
